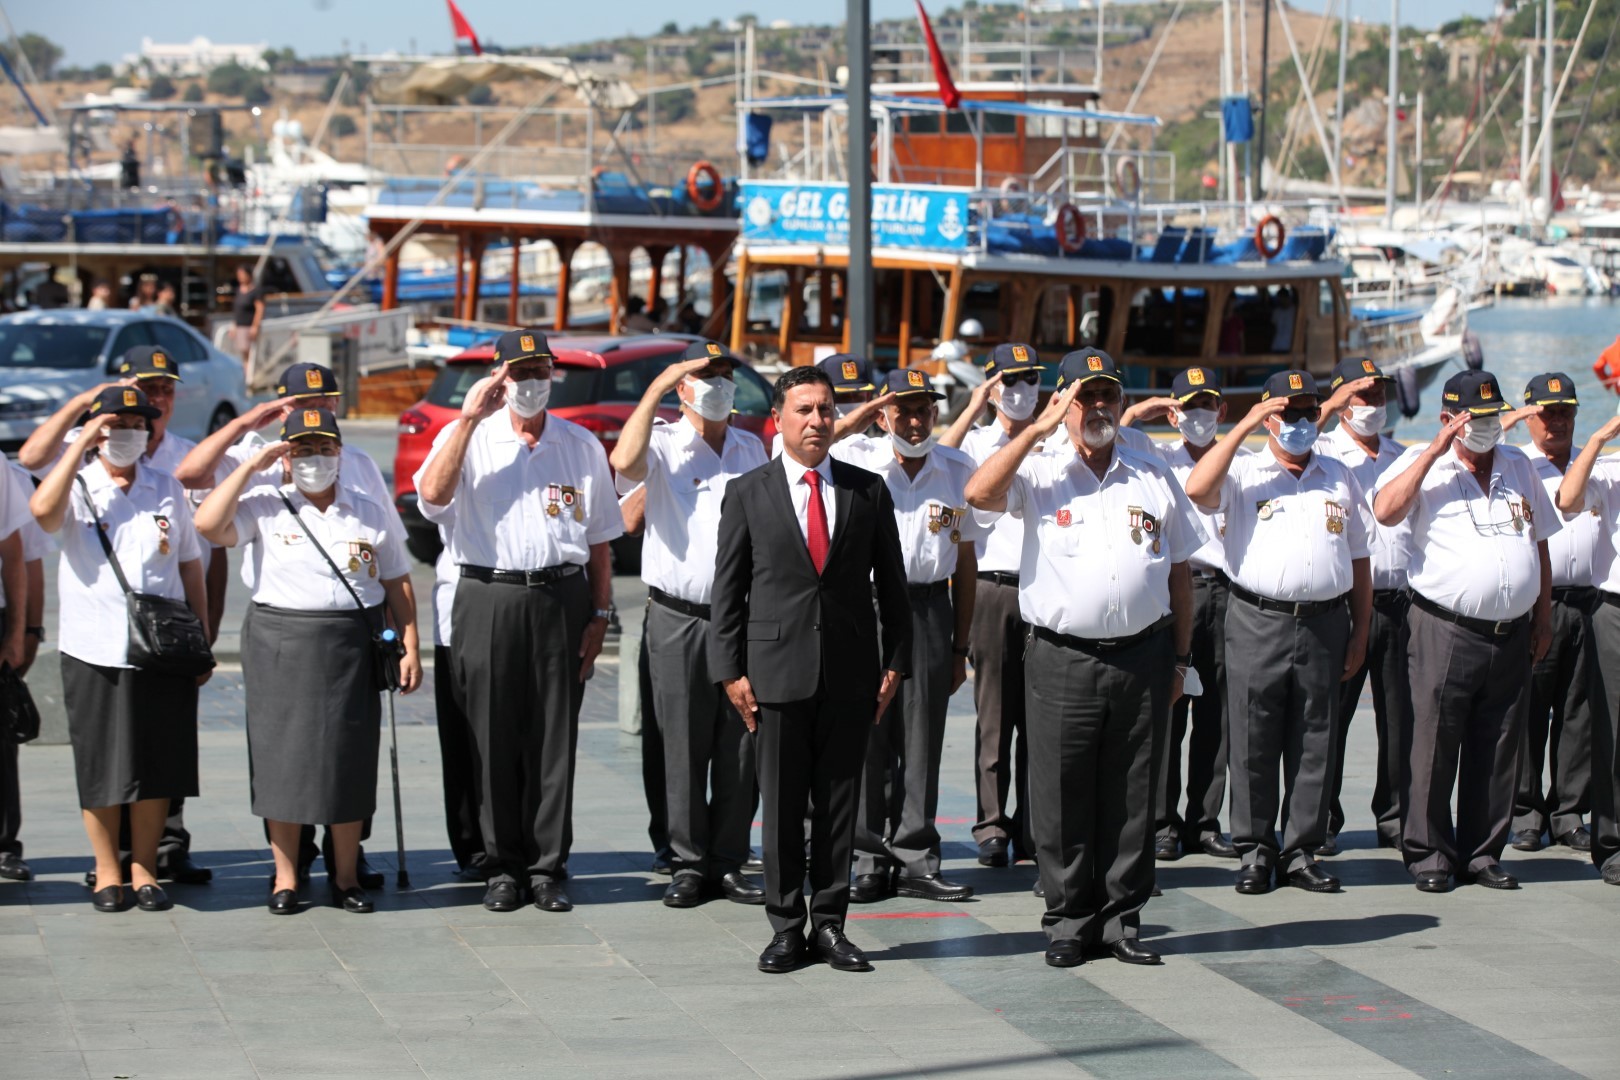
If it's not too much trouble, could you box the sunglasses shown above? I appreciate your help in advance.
[1280,407,1320,423]
[1000,371,1040,386]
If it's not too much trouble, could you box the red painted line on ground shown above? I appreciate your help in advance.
[846,911,973,919]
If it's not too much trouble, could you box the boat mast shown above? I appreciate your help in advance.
[1384,0,1398,228]
[1540,0,1554,225]
[1222,0,1237,213]
[1334,0,1349,182]
[1521,15,1534,225]
[846,0,873,359]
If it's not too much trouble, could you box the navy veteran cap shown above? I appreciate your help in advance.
[818,353,877,393]
[88,385,160,420]
[117,344,182,382]
[1441,370,1508,414]
[984,342,1040,377]
[1524,371,1579,406]
[1260,369,1319,401]
[1171,367,1220,402]
[492,328,555,365]
[679,340,737,367]
[276,362,341,399]
[1329,356,1393,389]
[882,368,946,399]
[1055,348,1122,389]
[282,407,342,442]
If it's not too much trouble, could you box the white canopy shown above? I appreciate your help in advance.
[370,56,640,110]
[0,125,66,156]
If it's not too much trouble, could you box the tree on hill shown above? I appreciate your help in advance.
[208,61,271,104]
[327,113,358,139]
[0,32,63,80]
[147,73,176,100]
[183,82,205,102]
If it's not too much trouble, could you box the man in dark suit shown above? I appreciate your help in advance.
[710,364,911,974]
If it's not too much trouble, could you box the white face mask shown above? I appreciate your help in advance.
[1343,404,1387,437]
[684,375,736,422]
[1460,415,1503,453]
[889,431,935,459]
[1174,408,1219,447]
[507,378,551,418]
[291,455,341,494]
[102,428,149,467]
[996,381,1038,421]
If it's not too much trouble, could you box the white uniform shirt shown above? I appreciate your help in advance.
[46,428,197,488]
[1379,443,1561,621]
[232,484,410,610]
[980,442,1204,639]
[1117,425,1157,456]
[841,441,984,584]
[222,432,390,505]
[52,459,203,667]
[779,451,838,545]
[1154,439,1232,575]
[433,522,456,648]
[772,430,884,465]
[416,409,623,568]
[619,418,767,604]
[961,424,1050,575]
[1317,426,1414,591]
[1218,449,1373,602]
[1523,444,1601,589]
[1583,456,1620,595]
[0,462,34,612]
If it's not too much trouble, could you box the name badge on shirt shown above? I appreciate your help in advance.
[1055,508,1073,528]
[1323,500,1347,535]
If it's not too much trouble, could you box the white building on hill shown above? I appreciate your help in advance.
[123,37,270,77]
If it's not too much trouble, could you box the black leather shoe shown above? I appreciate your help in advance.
[896,874,973,901]
[1197,834,1238,859]
[663,873,704,908]
[330,885,374,913]
[1314,834,1341,857]
[743,850,764,873]
[85,858,131,890]
[1557,828,1593,853]
[812,925,872,972]
[135,884,172,911]
[1032,878,1045,898]
[483,881,522,912]
[156,853,212,885]
[355,851,385,891]
[848,872,893,904]
[715,871,766,905]
[1510,829,1544,852]
[1415,870,1452,893]
[1235,865,1271,894]
[977,837,1009,867]
[1602,861,1620,886]
[268,888,299,915]
[1284,864,1340,893]
[1110,938,1162,965]
[533,880,573,912]
[1154,835,1182,861]
[0,853,31,881]
[757,932,806,974]
[92,885,123,912]
[1044,939,1084,968]
[1462,863,1518,890]
[1151,883,1162,897]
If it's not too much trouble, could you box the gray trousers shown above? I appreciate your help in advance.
[1027,628,1169,945]
[1583,598,1620,874]
[855,587,953,877]
[1403,603,1529,877]
[452,573,589,888]
[1225,596,1349,875]
[969,577,1032,854]
[1155,573,1228,844]
[1328,590,1413,845]
[647,599,755,879]
[1513,593,1595,839]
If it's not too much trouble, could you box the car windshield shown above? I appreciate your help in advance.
[0,323,107,369]
[427,361,601,409]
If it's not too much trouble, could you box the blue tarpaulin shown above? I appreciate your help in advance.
[1222,96,1254,143]
[744,112,772,166]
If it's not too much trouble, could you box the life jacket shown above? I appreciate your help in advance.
[1594,335,1620,396]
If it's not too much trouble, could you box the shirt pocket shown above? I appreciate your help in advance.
[1037,514,1083,558]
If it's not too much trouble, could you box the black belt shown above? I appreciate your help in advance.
[649,586,711,620]
[1602,591,1620,609]
[1032,615,1172,655]
[1229,583,1346,619]
[1372,588,1409,606]
[460,564,583,587]
[1551,585,1599,607]
[908,580,951,600]
[1193,568,1229,584]
[1411,591,1528,638]
[977,571,1020,587]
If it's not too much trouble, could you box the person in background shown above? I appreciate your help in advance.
[86,282,114,311]
[128,274,158,312]
[0,462,35,883]
[623,296,657,334]
[231,266,265,377]
[153,283,178,319]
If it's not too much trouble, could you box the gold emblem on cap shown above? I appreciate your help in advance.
[842,361,858,381]
[1288,373,1303,391]
[305,369,322,390]
[1361,360,1375,373]
[303,409,322,427]
[153,353,168,368]
[122,389,138,407]
[1188,369,1206,386]
[706,343,723,357]
[1481,382,1494,400]
[520,334,535,352]
[907,370,924,387]
[1548,378,1562,393]
[1087,356,1104,372]
[1012,345,1028,362]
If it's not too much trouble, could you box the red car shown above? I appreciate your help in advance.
[394,333,779,562]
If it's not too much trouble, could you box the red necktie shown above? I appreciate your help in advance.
[804,468,830,574]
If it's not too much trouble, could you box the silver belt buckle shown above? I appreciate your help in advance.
[1290,600,1307,617]
[1492,619,1511,635]
[524,569,546,587]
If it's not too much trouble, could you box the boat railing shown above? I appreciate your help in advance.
[870,39,1102,90]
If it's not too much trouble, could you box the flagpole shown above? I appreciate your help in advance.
[847,0,873,360]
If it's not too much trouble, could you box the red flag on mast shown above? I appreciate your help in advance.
[447,0,483,56]
[914,0,961,110]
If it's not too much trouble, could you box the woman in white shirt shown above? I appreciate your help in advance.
[196,409,420,916]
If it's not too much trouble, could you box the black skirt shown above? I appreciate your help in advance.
[242,603,380,824]
[60,654,199,810]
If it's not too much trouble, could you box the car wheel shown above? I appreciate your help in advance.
[207,404,237,434]
[406,527,443,565]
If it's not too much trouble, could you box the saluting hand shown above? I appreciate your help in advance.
[1589,414,1620,448]
[1031,380,1081,438]
[247,440,292,472]
[967,371,1003,415]
[1427,410,1472,458]
[77,413,117,448]
[246,399,295,431]
[1237,395,1290,436]
[1319,376,1375,420]
[655,356,713,394]
[724,676,760,733]
[462,363,511,424]
[874,669,902,725]
[1122,395,1178,426]
[1499,404,1540,433]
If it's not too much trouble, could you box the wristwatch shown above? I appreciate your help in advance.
[952,645,970,658]
[1175,653,1192,666]
[591,608,613,621]
[24,626,44,642]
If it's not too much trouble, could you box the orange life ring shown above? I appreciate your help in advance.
[686,160,724,212]
[1255,214,1286,259]
[1055,203,1086,254]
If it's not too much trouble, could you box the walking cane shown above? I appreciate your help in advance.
[381,629,410,889]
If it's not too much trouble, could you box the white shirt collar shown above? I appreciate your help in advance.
[782,447,834,486]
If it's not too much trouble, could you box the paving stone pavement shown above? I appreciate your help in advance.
[3,657,1618,1080]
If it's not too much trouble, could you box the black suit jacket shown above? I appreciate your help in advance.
[708,454,910,705]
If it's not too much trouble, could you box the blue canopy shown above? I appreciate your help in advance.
[1221,97,1254,144]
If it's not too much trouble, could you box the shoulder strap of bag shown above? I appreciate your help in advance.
[75,473,134,597]
[278,491,371,616]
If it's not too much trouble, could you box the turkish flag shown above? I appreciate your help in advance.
[447,0,482,56]
[915,0,961,110]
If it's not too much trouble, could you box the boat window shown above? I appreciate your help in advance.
[1121,287,1181,357]
[746,270,789,327]
[0,323,108,369]
[1030,283,1108,353]
[1215,286,1294,356]
[908,114,941,135]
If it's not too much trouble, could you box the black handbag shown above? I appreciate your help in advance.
[0,665,39,744]
[77,476,215,678]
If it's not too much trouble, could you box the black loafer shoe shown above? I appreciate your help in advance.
[1314,834,1341,858]
[135,884,172,911]
[355,851,385,891]
[1234,865,1271,894]
[92,885,123,912]
[1510,829,1544,852]
[848,872,893,904]
[268,888,299,915]
[663,873,704,908]
[533,880,573,912]
[977,837,1009,867]
[483,881,522,912]
[1110,938,1162,966]
[715,871,766,905]
[330,885,374,913]
[896,873,974,901]
[156,853,212,885]
[812,925,872,972]
[0,853,31,881]
[1198,834,1238,859]
[1556,828,1593,853]
[1602,861,1620,886]
[1044,939,1084,968]
[1284,864,1341,893]
[743,850,764,873]
[1414,870,1452,893]
[757,932,806,974]
[1154,836,1182,861]
[1462,863,1518,890]
[1032,878,1045,898]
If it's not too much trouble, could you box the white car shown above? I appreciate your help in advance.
[0,309,251,453]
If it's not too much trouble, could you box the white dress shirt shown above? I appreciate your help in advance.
[1379,443,1561,621]
[1218,449,1373,602]
[433,521,457,648]
[223,433,390,507]
[51,459,203,667]
[961,423,1052,575]
[980,442,1204,639]
[621,417,767,604]
[772,430,884,466]
[232,484,410,610]
[780,450,838,545]
[841,441,984,584]
[1317,426,1414,591]
[1523,444,1601,589]
[416,408,624,569]
[1583,456,1620,595]
[1155,439,1233,576]
[0,461,35,612]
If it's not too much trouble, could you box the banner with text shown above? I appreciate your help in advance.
[740,181,971,251]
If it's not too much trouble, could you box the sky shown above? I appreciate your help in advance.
[11,0,1505,70]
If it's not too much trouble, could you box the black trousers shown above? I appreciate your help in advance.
[1155,573,1228,845]
[434,644,482,871]
[1582,597,1620,874]
[0,739,19,859]
[1513,594,1596,840]
[1404,603,1529,877]
[638,608,669,860]
[968,577,1032,855]
[1027,628,1169,945]
[1328,589,1413,845]
[453,573,589,888]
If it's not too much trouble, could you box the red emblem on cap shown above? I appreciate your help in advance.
[1012,345,1028,363]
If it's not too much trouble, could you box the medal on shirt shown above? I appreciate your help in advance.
[561,485,584,523]
[1142,510,1160,554]
[1323,500,1347,535]
[153,514,170,556]
[948,507,963,544]
[1128,505,1144,544]
[1256,499,1274,521]
[355,541,377,578]
[546,483,562,518]
[927,504,942,535]
[347,540,363,573]
[1518,497,1533,532]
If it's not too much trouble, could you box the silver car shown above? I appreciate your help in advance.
[0,309,250,453]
